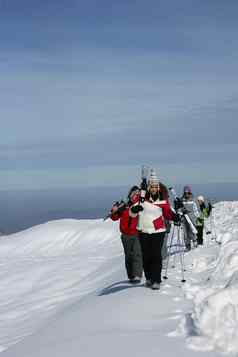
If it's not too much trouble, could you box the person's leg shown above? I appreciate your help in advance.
[182,220,191,250]
[120,234,134,280]
[196,225,204,245]
[139,232,152,282]
[187,226,197,248]
[131,235,143,279]
[150,233,165,284]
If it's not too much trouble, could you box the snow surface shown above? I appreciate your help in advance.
[0,202,237,356]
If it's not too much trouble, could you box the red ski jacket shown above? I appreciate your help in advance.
[111,207,138,236]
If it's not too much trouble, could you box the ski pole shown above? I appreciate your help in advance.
[163,223,176,280]
[177,224,186,282]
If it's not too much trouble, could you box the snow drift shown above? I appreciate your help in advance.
[181,202,238,355]
[0,202,238,356]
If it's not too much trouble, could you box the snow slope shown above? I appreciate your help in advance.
[0,219,121,351]
[0,202,238,356]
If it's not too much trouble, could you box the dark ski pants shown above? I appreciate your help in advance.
[121,234,143,280]
[139,232,165,284]
[196,225,204,245]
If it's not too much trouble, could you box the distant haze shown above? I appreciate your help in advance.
[1,183,237,234]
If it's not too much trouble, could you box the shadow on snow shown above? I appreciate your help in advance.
[98,280,142,296]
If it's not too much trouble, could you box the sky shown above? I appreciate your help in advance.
[1,202,238,356]
[1,0,238,190]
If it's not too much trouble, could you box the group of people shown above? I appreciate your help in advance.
[110,169,212,291]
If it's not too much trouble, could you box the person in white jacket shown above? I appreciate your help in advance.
[130,170,178,290]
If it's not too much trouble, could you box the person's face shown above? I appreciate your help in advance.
[130,190,140,203]
[184,192,191,198]
[149,184,159,195]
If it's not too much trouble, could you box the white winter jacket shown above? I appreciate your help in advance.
[136,198,173,234]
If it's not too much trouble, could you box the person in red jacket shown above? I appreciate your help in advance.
[110,186,143,283]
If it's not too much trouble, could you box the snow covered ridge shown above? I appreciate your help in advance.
[0,219,122,351]
[1,202,238,356]
[180,201,238,355]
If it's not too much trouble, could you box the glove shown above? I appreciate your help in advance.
[181,207,188,214]
[140,179,147,203]
[173,213,181,224]
[117,204,127,214]
[197,217,203,224]
[174,198,183,210]
[140,178,147,191]
[131,205,144,214]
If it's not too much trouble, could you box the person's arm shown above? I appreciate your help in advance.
[162,201,179,222]
[193,200,200,218]
[159,182,169,200]
[202,204,211,219]
[110,212,120,221]
[110,202,126,220]
[207,202,212,216]
[129,203,144,217]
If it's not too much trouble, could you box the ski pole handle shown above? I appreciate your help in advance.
[140,165,149,203]
[140,178,147,203]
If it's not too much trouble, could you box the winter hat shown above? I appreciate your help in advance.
[197,195,205,202]
[148,169,159,186]
[183,185,192,194]
[128,185,140,198]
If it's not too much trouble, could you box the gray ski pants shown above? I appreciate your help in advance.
[121,234,143,279]
[182,219,197,250]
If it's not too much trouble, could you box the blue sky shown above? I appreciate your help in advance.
[1,0,238,190]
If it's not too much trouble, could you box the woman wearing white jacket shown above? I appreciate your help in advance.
[130,170,178,290]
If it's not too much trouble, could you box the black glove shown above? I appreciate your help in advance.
[140,179,147,203]
[173,213,181,224]
[140,178,147,191]
[181,207,188,214]
[131,205,144,214]
[174,197,183,210]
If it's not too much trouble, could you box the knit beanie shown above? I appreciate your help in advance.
[183,185,192,193]
[148,169,159,186]
[197,195,205,202]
